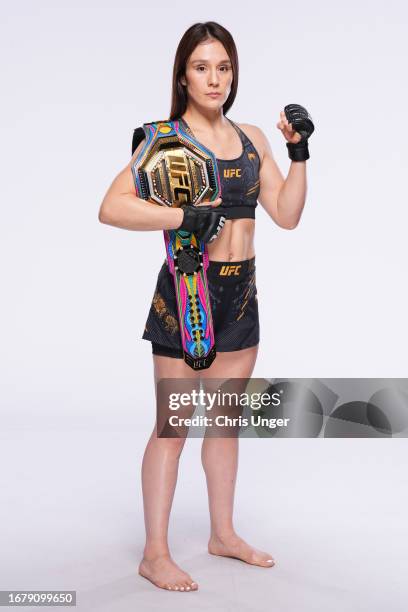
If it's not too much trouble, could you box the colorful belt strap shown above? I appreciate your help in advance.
[131,119,221,370]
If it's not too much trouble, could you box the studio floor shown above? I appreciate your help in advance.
[1,428,407,612]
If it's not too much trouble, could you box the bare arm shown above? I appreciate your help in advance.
[98,139,184,231]
[240,124,307,229]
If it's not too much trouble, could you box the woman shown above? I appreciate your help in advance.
[99,21,310,592]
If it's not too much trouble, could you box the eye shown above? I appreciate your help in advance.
[219,65,230,72]
[196,65,206,72]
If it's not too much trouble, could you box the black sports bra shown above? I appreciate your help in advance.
[179,117,260,220]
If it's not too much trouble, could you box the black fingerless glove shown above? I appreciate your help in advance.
[178,204,226,243]
[284,104,315,161]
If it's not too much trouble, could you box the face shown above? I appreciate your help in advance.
[181,38,233,110]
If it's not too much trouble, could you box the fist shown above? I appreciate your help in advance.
[277,104,314,144]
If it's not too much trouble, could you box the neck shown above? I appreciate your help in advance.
[182,102,228,133]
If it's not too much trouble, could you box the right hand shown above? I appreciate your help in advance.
[178,198,226,243]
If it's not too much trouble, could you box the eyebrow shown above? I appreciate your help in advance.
[190,59,232,65]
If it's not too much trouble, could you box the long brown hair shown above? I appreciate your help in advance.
[169,22,239,121]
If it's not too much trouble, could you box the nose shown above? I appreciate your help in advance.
[208,67,220,87]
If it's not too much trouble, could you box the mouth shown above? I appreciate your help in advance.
[206,93,221,98]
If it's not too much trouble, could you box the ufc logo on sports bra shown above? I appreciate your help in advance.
[223,168,241,178]
[219,265,242,276]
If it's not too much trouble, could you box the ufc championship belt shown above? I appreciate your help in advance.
[131,119,221,371]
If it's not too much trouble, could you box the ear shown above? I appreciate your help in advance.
[180,74,187,87]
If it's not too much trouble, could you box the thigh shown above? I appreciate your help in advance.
[153,353,200,385]
[201,344,259,381]
[200,345,259,436]
[200,345,259,406]
[152,346,258,436]
[153,354,201,437]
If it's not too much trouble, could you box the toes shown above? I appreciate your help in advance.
[148,572,198,592]
[176,583,185,591]
[259,556,275,567]
[249,551,275,566]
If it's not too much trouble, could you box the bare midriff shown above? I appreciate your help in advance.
[207,218,255,262]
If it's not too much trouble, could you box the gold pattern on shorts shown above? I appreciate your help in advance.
[163,314,178,334]
[153,292,166,316]
[236,273,256,321]
[152,291,179,333]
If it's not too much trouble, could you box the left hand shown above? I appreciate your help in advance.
[276,111,302,144]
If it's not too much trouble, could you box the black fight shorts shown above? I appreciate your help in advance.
[142,257,260,359]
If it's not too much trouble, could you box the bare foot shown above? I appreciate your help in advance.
[208,533,275,568]
[138,554,198,591]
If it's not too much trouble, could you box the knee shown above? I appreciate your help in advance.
[160,436,187,459]
[151,424,187,456]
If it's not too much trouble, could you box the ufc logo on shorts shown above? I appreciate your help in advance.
[223,168,241,178]
[219,265,242,276]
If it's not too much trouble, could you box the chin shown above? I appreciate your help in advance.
[202,98,224,109]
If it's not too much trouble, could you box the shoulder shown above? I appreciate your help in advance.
[234,122,272,162]
[127,136,146,169]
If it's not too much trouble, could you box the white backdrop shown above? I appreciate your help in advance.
[1,1,407,610]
